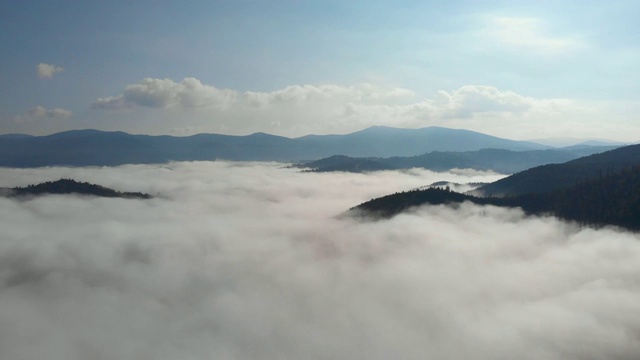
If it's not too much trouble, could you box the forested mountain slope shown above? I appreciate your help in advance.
[476,144,640,196]
[351,165,640,231]
[298,146,617,174]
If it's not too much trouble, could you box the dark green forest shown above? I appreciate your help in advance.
[352,165,640,231]
[477,144,640,196]
[4,179,151,199]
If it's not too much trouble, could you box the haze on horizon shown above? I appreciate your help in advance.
[1,1,639,141]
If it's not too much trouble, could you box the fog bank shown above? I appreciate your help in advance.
[0,162,638,360]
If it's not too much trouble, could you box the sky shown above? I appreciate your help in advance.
[2,161,640,359]
[0,0,639,141]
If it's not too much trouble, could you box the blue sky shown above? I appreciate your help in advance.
[1,0,638,141]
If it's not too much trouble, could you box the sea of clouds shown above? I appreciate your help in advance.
[0,161,639,360]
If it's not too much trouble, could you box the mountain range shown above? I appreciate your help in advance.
[0,126,551,167]
[297,146,618,174]
[351,144,640,231]
[475,144,640,196]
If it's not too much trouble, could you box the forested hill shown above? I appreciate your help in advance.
[476,144,640,196]
[350,165,640,231]
[1,179,151,199]
[297,146,617,174]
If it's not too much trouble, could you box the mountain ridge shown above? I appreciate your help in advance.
[349,143,640,231]
[0,126,551,168]
[297,146,618,174]
[476,144,640,196]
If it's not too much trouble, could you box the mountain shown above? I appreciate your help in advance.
[527,137,628,147]
[295,126,548,158]
[0,133,35,139]
[350,165,640,231]
[0,126,549,168]
[298,155,391,172]
[0,130,298,167]
[298,146,618,174]
[476,144,640,196]
[1,179,151,199]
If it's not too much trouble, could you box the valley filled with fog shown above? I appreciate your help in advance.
[1,161,639,360]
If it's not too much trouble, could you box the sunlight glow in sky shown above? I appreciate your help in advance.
[1,1,638,141]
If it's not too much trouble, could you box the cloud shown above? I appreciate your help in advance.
[244,83,416,108]
[36,63,64,79]
[482,16,585,54]
[406,85,536,119]
[237,83,418,134]
[91,77,237,110]
[338,85,580,137]
[12,105,72,123]
[88,78,627,141]
[0,162,639,359]
[93,79,415,114]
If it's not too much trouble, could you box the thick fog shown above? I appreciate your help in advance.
[1,162,639,360]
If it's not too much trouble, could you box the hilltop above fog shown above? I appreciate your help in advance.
[0,179,151,199]
[351,144,640,231]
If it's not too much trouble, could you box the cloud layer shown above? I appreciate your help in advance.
[36,63,64,79]
[87,78,617,140]
[91,77,237,110]
[0,162,639,360]
[12,105,72,124]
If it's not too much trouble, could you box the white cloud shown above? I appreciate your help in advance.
[36,63,64,79]
[88,78,635,141]
[91,95,134,111]
[482,16,585,54]
[332,85,582,138]
[244,84,352,107]
[91,77,237,110]
[405,85,536,119]
[243,83,416,108]
[13,105,72,123]
[0,162,639,359]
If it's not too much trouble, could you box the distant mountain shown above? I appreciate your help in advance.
[1,179,151,199]
[0,126,549,168]
[298,155,391,172]
[297,146,618,174]
[528,137,628,147]
[295,126,548,158]
[576,140,628,147]
[350,165,640,231]
[476,144,640,196]
[0,134,35,139]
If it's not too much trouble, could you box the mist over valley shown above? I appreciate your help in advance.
[2,161,640,359]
